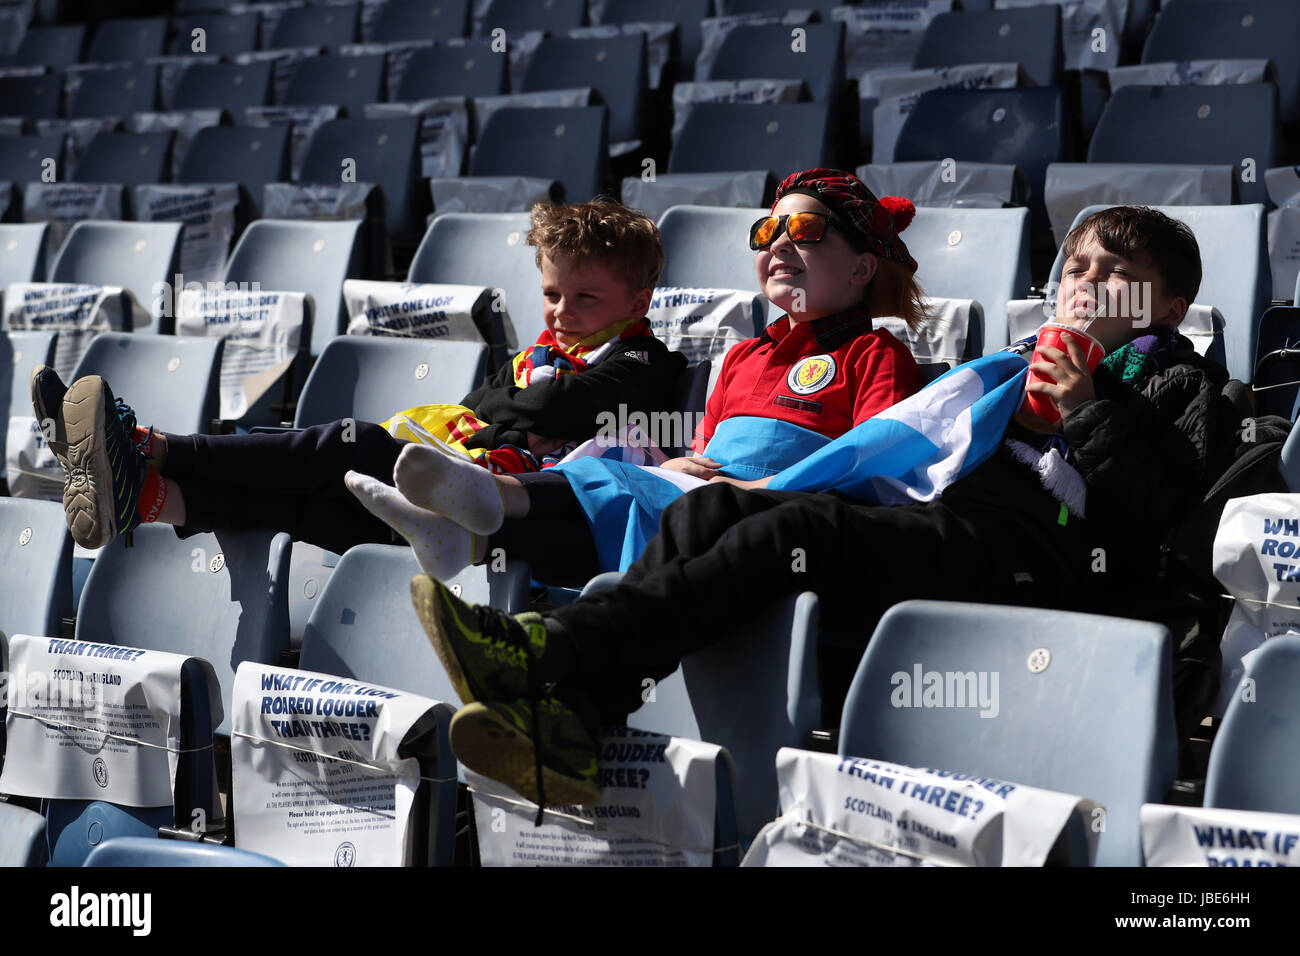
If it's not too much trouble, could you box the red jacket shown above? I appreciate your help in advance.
[692,306,920,452]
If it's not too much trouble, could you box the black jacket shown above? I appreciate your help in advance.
[458,330,688,451]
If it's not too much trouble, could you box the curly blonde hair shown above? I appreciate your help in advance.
[527,199,665,291]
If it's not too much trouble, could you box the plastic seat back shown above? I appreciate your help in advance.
[177,124,291,195]
[521,34,648,146]
[396,44,507,100]
[0,498,73,638]
[269,2,360,49]
[914,5,1063,87]
[840,600,1178,866]
[86,17,168,63]
[601,0,709,80]
[84,836,285,866]
[169,11,262,57]
[74,130,173,184]
[469,105,610,204]
[49,221,183,334]
[408,211,542,347]
[0,222,49,286]
[0,133,67,185]
[15,25,85,67]
[293,336,489,427]
[0,75,62,121]
[373,0,471,44]
[668,101,833,175]
[478,0,586,35]
[172,60,274,111]
[705,21,845,103]
[657,205,765,295]
[283,53,386,114]
[0,802,46,867]
[66,65,160,119]
[223,218,369,358]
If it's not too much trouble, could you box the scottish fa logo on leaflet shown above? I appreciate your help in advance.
[92,757,108,789]
[335,842,356,867]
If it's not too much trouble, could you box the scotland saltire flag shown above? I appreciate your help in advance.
[768,351,1030,502]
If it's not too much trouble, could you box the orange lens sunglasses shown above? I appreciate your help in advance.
[749,211,841,250]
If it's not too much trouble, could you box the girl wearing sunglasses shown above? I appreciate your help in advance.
[347,169,929,587]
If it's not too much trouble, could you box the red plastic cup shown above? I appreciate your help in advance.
[1020,323,1105,423]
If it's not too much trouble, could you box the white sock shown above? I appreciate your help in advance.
[392,439,506,536]
[345,471,482,580]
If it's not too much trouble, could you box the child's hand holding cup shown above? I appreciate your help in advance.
[1019,322,1106,428]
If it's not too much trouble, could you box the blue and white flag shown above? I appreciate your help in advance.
[768,351,1030,502]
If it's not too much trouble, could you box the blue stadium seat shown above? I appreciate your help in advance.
[895,87,1071,237]
[69,332,223,436]
[600,0,709,82]
[297,117,429,248]
[66,64,160,119]
[372,0,470,43]
[268,2,360,49]
[905,206,1032,353]
[0,74,62,122]
[1088,84,1282,208]
[283,52,386,114]
[76,525,291,738]
[1277,420,1300,490]
[468,105,610,205]
[1049,204,1270,383]
[177,124,292,219]
[12,24,85,67]
[172,60,274,111]
[722,0,843,14]
[223,219,369,358]
[299,543,531,700]
[1251,306,1300,419]
[49,221,183,336]
[408,212,543,346]
[0,802,46,866]
[169,11,263,57]
[1142,0,1300,125]
[0,221,49,287]
[74,130,174,184]
[0,327,56,491]
[656,205,764,296]
[293,336,489,428]
[1204,634,1300,813]
[914,5,1063,88]
[84,837,285,866]
[395,44,508,100]
[0,133,67,186]
[668,101,835,176]
[521,34,648,149]
[85,17,168,64]
[0,498,73,639]
[703,21,846,104]
[478,0,586,35]
[840,600,1178,867]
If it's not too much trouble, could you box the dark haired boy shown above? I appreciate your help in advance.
[419,205,1271,807]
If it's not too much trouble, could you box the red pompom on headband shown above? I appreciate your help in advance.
[773,168,918,274]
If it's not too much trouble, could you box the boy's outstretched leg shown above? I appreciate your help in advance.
[345,471,485,579]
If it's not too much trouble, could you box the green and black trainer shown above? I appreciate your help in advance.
[411,573,554,706]
[451,692,602,808]
[60,376,148,549]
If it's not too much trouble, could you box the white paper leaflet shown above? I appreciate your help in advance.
[364,98,468,179]
[231,662,448,867]
[244,102,340,180]
[134,184,240,284]
[876,296,976,366]
[858,161,1023,209]
[646,287,760,396]
[0,633,222,808]
[1107,58,1271,93]
[1211,494,1300,717]
[996,0,1124,70]
[175,286,304,420]
[868,63,1021,164]
[470,730,724,867]
[1141,804,1300,867]
[833,1,954,77]
[670,79,805,146]
[4,281,129,376]
[742,749,1100,867]
[21,181,124,268]
[343,279,513,347]
[1266,166,1300,304]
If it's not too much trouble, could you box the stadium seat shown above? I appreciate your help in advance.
[282,52,386,114]
[0,221,49,287]
[169,11,263,57]
[1250,306,1300,419]
[372,0,471,43]
[1049,204,1270,383]
[703,22,846,105]
[76,525,291,737]
[172,60,274,112]
[1088,84,1282,208]
[292,336,489,428]
[0,133,67,186]
[913,5,1063,89]
[65,64,160,119]
[176,124,292,218]
[48,221,183,335]
[1278,419,1300,490]
[839,600,1178,866]
[722,0,843,13]
[0,802,46,866]
[74,130,174,185]
[69,332,223,436]
[468,105,610,206]
[11,24,85,67]
[297,116,428,250]
[1142,0,1300,126]
[223,219,368,358]
[520,35,648,149]
[0,498,73,639]
[0,74,62,122]
[0,326,56,492]
[1204,634,1300,813]
[85,17,168,64]
[395,44,508,100]
[268,2,360,49]
[657,204,765,297]
[905,206,1032,353]
[668,102,836,177]
[600,0,709,82]
[478,0,587,35]
[299,543,531,701]
[407,212,543,347]
[84,837,285,866]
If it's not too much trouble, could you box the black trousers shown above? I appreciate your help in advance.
[546,482,1105,724]
[160,421,407,554]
